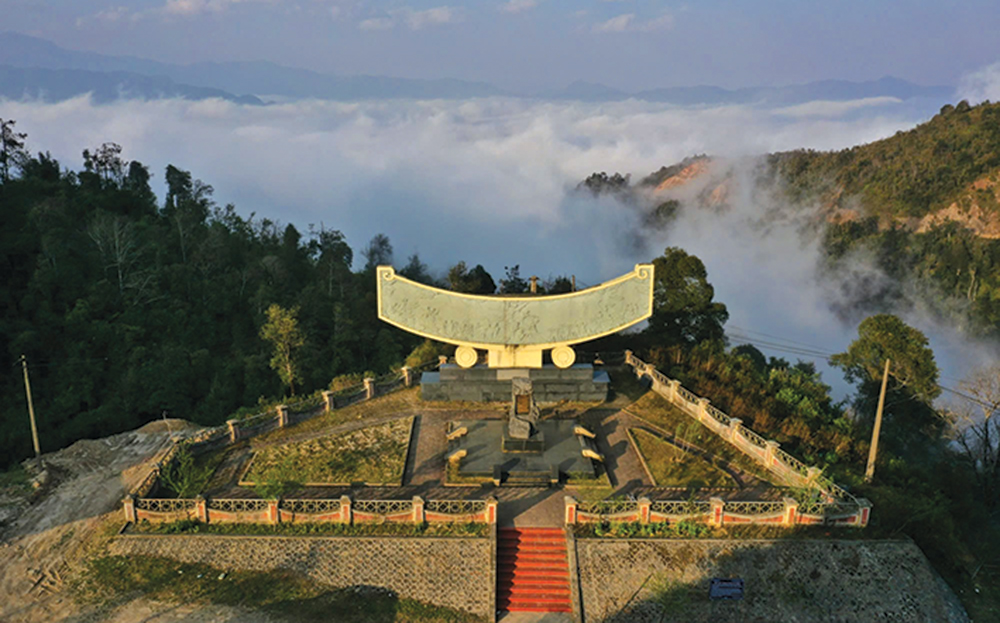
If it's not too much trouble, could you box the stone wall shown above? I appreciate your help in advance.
[575,538,967,623]
[111,534,493,618]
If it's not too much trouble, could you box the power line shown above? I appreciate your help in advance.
[727,327,994,411]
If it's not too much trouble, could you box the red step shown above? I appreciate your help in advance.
[497,527,572,614]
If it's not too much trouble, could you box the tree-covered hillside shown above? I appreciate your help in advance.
[768,100,1000,219]
[0,129,430,469]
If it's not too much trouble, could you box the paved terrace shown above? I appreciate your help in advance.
[200,381,782,527]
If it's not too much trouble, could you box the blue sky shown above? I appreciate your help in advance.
[4,0,1000,92]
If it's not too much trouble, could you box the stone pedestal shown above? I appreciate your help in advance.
[421,363,608,403]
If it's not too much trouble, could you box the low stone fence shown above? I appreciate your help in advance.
[564,496,870,528]
[109,532,495,618]
[132,360,438,499]
[624,351,860,506]
[125,494,497,526]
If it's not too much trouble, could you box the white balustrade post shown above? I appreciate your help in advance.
[340,495,352,524]
[697,397,711,423]
[122,494,137,523]
[638,497,652,524]
[564,496,578,525]
[710,497,725,526]
[782,497,798,526]
[666,379,680,403]
[765,440,780,467]
[322,390,334,412]
[728,418,743,443]
[401,366,413,387]
[412,496,425,523]
[226,419,240,443]
[364,377,376,400]
[276,404,289,427]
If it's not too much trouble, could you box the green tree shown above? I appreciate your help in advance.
[260,304,306,396]
[831,314,940,404]
[499,265,528,294]
[447,261,496,294]
[159,447,212,498]
[0,118,28,184]
[362,233,393,272]
[645,247,728,348]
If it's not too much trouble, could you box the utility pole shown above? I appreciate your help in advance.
[865,358,891,483]
[20,354,42,469]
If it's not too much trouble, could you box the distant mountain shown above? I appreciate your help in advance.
[0,31,955,105]
[0,65,263,105]
[0,31,507,101]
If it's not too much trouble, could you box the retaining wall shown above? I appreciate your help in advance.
[574,538,967,623]
[110,533,494,618]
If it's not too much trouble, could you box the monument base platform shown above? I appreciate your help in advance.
[450,419,597,486]
[422,364,608,403]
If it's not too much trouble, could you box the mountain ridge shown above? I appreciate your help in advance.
[0,31,956,105]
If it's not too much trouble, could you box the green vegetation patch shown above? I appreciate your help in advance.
[245,417,412,487]
[79,555,485,622]
[131,518,488,538]
[630,428,736,488]
[0,463,31,492]
[627,392,779,484]
[575,520,712,539]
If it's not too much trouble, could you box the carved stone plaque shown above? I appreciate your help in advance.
[376,264,653,368]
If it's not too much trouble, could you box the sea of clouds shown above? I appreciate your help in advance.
[0,91,994,401]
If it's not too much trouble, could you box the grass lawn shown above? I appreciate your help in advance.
[626,391,779,484]
[79,555,486,622]
[244,417,412,486]
[630,428,737,488]
[252,387,420,448]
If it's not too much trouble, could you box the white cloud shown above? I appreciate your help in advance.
[500,0,538,14]
[76,5,143,27]
[592,12,673,33]
[774,96,902,119]
[7,94,984,395]
[358,16,394,30]
[358,6,461,31]
[159,0,275,17]
[958,61,1000,104]
[402,6,460,29]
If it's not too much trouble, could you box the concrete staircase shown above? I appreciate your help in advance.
[497,527,573,614]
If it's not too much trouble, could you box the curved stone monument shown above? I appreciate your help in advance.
[377,264,654,368]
